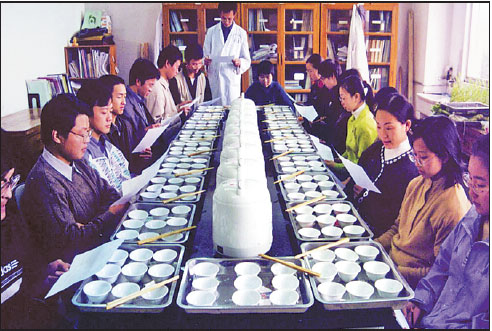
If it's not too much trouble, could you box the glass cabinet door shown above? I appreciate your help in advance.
[205,8,220,31]
[169,9,198,32]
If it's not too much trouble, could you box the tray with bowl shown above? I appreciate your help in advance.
[111,202,196,244]
[196,105,227,113]
[139,174,206,204]
[176,257,314,313]
[285,200,373,242]
[273,155,330,174]
[182,119,221,131]
[299,240,414,310]
[278,172,347,203]
[267,132,317,154]
[72,243,185,313]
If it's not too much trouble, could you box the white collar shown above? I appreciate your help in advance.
[384,138,412,161]
[42,148,77,181]
[352,102,366,119]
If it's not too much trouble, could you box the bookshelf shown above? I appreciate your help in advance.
[321,3,398,91]
[64,45,117,80]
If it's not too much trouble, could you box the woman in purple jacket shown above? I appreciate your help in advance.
[404,133,489,329]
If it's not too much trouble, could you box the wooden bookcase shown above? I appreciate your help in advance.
[64,45,117,80]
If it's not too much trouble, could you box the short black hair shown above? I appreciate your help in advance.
[339,73,375,112]
[99,74,125,93]
[157,44,183,69]
[218,2,237,14]
[129,58,160,86]
[257,60,274,77]
[76,80,112,117]
[306,54,322,70]
[374,88,415,126]
[318,59,341,79]
[40,94,89,146]
[471,133,490,171]
[184,43,204,62]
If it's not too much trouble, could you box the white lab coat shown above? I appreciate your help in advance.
[203,22,251,106]
[347,4,370,83]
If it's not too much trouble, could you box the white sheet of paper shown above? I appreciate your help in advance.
[336,151,381,194]
[294,104,318,122]
[310,135,334,161]
[161,112,180,128]
[394,309,410,329]
[45,239,124,299]
[213,55,234,63]
[180,96,200,110]
[132,125,168,153]
[198,97,221,108]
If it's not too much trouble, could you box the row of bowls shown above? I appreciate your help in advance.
[317,278,404,301]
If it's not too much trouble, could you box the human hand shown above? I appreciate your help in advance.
[139,147,152,159]
[324,160,337,168]
[297,116,304,123]
[204,57,212,66]
[232,58,241,68]
[109,203,129,216]
[403,301,422,328]
[45,259,70,287]
[353,184,364,196]
[145,123,161,131]
[341,177,351,187]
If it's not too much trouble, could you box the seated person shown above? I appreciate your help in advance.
[1,164,71,329]
[77,80,131,192]
[404,134,489,329]
[375,116,471,289]
[303,54,324,107]
[21,94,128,263]
[245,60,294,110]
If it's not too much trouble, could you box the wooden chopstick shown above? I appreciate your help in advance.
[174,167,214,177]
[270,150,294,161]
[294,238,350,259]
[264,136,288,143]
[137,226,197,245]
[106,275,180,310]
[285,195,327,213]
[162,190,205,204]
[263,126,290,132]
[187,149,216,157]
[259,254,321,277]
[273,170,306,184]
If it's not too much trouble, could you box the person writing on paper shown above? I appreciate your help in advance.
[245,60,294,110]
[21,94,128,264]
[203,2,251,106]
[345,89,419,237]
[375,116,471,289]
[403,133,489,329]
[1,164,71,329]
[325,74,377,180]
[175,42,212,105]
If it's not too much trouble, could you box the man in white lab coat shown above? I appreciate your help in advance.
[203,2,251,106]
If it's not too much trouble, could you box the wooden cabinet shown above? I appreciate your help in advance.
[321,3,398,90]
[65,45,117,80]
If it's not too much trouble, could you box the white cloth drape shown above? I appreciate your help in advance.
[154,11,163,67]
[347,4,370,83]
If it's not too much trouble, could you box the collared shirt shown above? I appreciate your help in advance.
[352,102,367,119]
[221,22,233,42]
[41,148,78,181]
[146,76,179,122]
[384,137,412,160]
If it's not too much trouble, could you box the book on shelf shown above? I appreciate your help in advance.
[284,80,302,90]
[170,11,183,32]
[26,79,52,108]
[178,11,189,31]
[327,39,336,61]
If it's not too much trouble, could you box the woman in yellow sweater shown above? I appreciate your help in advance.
[375,116,471,289]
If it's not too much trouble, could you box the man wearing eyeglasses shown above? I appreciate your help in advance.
[20,94,128,264]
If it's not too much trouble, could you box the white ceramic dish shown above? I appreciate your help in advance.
[166,217,188,227]
[150,177,167,185]
[335,260,361,282]
[149,207,170,220]
[305,191,323,199]
[148,263,175,282]
[317,282,346,301]
[363,261,390,281]
[140,191,159,201]
[374,278,403,298]
[116,230,139,241]
[316,215,336,228]
[153,249,178,263]
[159,192,178,200]
[295,214,316,228]
[137,232,159,241]
[108,249,129,266]
[298,227,321,239]
[141,285,169,304]
[343,225,365,237]
[313,204,332,216]
[336,214,357,228]
[271,274,299,291]
[129,248,154,264]
[122,262,148,282]
[311,249,336,263]
[345,281,374,300]
[234,275,262,291]
[122,219,144,231]
[128,210,148,220]
[321,190,339,199]
[321,226,343,239]
[331,203,351,214]
[334,248,359,262]
[354,245,379,262]
[234,262,261,276]
[312,262,337,283]
[144,220,167,234]
[83,280,112,304]
[269,290,299,305]
[192,262,220,278]
[186,290,216,306]
[294,205,313,215]
[192,277,220,292]
[232,290,261,306]
[270,262,297,276]
[171,205,191,216]
[111,282,140,303]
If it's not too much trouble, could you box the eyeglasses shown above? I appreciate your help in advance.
[70,129,93,140]
[409,154,435,167]
[463,172,489,194]
[1,174,20,192]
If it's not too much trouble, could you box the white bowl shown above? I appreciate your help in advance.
[354,245,379,263]
[192,277,220,292]
[111,282,140,303]
[121,262,148,282]
[192,158,207,164]
[140,191,159,201]
[163,185,180,193]
[300,182,318,192]
[296,174,313,183]
[95,263,121,284]
[363,261,390,281]
[375,278,403,298]
[161,233,184,242]
[321,226,343,239]
[171,205,191,216]
[161,162,177,168]
[313,204,333,216]
[153,249,178,263]
[305,191,323,199]
[316,215,336,228]
[144,220,167,234]
[232,290,261,306]
[234,275,262,291]
[336,214,357,228]
[129,248,154,264]
[272,274,299,291]
[116,229,139,241]
[321,190,339,199]
[185,177,202,184]
[166,217,188,227]
[271,262,297,276]
[294,205,313,215]
[186,290,216,306]
[158,168,173,175]
[298,227,321,239]
[307,161,323,168]
[159,192,178,200]
[137,232,159,241]
[318,181,335,190]
[287,192,305,201]
[284,182,301,194]
[279,174,296,183]
[313,174,330,182]
[269,290,299,305]
[148,263,175,282]
[346,281,374,300]
[123,219,144,231]
[128,209,148,220]
[343,225,365,237]
[312,262,337,283]
[317,282,346,301]
[334,248,359,262]
[167,177,184,185]
[141,285,169,304]
[108,249,129,266]
[331,203,351,215]
[179,185,197,194]
[311,249,336,263]
[234,262,261,276]
[295,214,316,228]
[335,260,361,282]
[150,177,167,185]
[149,207,170,220]
[146,184,164,194]
[176,163,191,169]
[83,280,112,303]
[193,262,220,277]
[283,167,297,173]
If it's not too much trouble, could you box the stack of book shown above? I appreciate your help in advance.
[369,67,389,91]
[284,80,302,90]
[26,74,73,108]
[170,11,191,32]
[367,39,390,63]
[68,48,110,79]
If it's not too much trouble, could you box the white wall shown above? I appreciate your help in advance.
[396,3,412,98]
[1,3,84,116]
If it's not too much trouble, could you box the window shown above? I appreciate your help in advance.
[464,3,489,81]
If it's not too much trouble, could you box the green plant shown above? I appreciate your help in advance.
[450,76,489,105]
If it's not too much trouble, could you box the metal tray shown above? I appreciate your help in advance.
[300,241,414,310]
[267,131,317,154]
[278,172,347,203]
[72,243,185,313]
[445,102,489,116]
[196,106,226,113]
[183,121,220,131]
[273,154,330,174]
[111,202,196,244]
[285,200,373,242]
[138,175,205,204]
[176,257,314,314]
